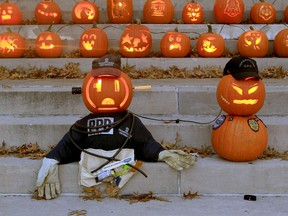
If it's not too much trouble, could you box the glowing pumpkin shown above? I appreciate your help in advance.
[182,0,204,24]
[0,28,25,58]
[143,0,174,24]
[213,0,244,24]
[34,0,62,24]
[196,24,225,57]
[211,115,268,162]
[274,28,288,57]
[250,0,276,24]
[107,0,133,24]
[72,0,99,24]
[0,0,22,25]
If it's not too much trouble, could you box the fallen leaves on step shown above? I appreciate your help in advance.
[183,191,199,200]
[68,210,87,216]
[120,192,170,204]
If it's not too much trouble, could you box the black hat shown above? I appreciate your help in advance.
[223,56,261,80]
[91,54,122,77]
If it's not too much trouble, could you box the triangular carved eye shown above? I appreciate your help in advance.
[248,86,258,94]
[232,85,243,95]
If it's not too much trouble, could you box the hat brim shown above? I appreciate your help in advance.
[91,67,121,77]
[230,71,261,80]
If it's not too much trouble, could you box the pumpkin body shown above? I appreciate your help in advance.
[79,26,108,57]
[182,1,204,24]
[213,0,244,24]
[196,25,225,57]
[250,0,276,24]
[34,0,62,24]
[160,29,191,57]
[107,0,133,24]
[0,30,25,58]
[119,23,152,58]
[82,68,133,113]
[217,74,266,116]
[143,0,174,24]
[285,5,288,23]
[35,30,63,58]
[237,28,269,57]
[0,1,22,25]
[72,0,99,24]
[211,115,268,162]
[274,28,288,57]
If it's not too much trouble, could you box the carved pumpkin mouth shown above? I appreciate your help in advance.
[169,43,181,50]
[123,45,149,52]
[40,42,54,49]
[233,99,258,105]
[82,41,95,50]
[101,98,115,105]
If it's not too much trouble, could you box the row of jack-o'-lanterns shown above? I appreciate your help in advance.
[1,22,288,58]
[0,0,288,25]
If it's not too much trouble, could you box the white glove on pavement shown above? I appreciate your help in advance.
[36,157,60,200]
[158,150,197,171]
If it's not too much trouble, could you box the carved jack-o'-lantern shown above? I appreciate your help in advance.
[72,0,99,24]
[0,0,22,25]
[213,0,244,24]
[274,28,288,57]
[34,0,62,24]
[182,0,204,24]
[107,0,133,24]
[0,29,25,58]
[250,0,276,24]
[143,0,174,24]
[119,20,152,58]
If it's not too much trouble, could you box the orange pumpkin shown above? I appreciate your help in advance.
[143,0,174,24]
[35,26,63,58]
[82,67,133,113]
[216,74,266,116]
[182,0,204,24]
[285,5,288,23]
[72,0,99,24]
[0,0,22,25]
[79,22,108,57]
[0,28,25,58]
[119,20,152,58]
[211,115,268,162]
[107,0,133,24]
[237,27,269,57]
[34,0,62,24]
[274,28,288,57]
[250,0,276,24]
[160,28,191,57]
[213,0,244,24]
[196,24,225,57]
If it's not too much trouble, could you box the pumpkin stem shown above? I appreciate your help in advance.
[135,18,142,25]
[92,21,98,28]
[249,26,255,30]
[207,24,213,33]
[174,27,179,32]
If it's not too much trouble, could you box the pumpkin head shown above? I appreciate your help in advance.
[0,0,22,25]
[0,28,25,58]
[274,28,288,57]
[182,0,204,24]
[213,0,244,24]
[34,0,62,24]
[237,27,269,57]
[143,0,174,24]
[250,0,276,24]
[285,5,288,23]
[107,0,133,24]
[35,26,63,58]
[79,22,108,57]
[119,20,152,58]
[72,0,99,24]
[211,115,268,162]
[196,24,225,57]
[160,28,191,57]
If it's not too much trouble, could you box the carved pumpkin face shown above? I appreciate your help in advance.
[216,74,266,116]
[250,1,276,24]
[82,68,133,113]
[107,0,133,23]
[0,30,25,58]
[182,1,204,24]
[213,0,244,24]
[143,0,174,24]
[72,0,99,24]
[0,1,22,25]
[34,0,62,24]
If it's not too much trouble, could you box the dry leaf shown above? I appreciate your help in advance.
[68,210,87,216]
[81,186,103,201]
[183,191,199,200]
[121,192,170,204]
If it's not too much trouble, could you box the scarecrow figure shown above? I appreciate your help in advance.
[36,54,196,200]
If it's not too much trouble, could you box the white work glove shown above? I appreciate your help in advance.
[36,157,60,200]
[158,150,197,171]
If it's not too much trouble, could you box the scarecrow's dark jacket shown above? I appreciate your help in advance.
[46,111,164,164]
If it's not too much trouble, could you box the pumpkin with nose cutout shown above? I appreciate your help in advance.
[250,0,276,24]
[0,0,22,25]
[72,0,99,24]
[216,74,266,116]
[0,28,25,58]
[82,67,133,114]
[34,0,62,24]
[182,0,204,24]
[107,0,133,24]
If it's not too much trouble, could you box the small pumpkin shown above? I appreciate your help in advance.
[182,0,204,24]
[213,0,244,24]
[35,25,63,58]
[143,0,174,24]
[250,0,276,24]
[273,28,288,57]
[160,28,191,57]
[284,5,288,23]
[107,0,133,24]
[196,24,225,57]
[34,0,62,24]
[0,0,22,25]
[0,28,25,58]
[211,115,268,162]
[72,0,99,24]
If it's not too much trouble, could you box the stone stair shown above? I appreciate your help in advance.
[0,0,288,197]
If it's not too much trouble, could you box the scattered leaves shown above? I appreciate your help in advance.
[120,192,170,204]
[81,186,103,201]
[68,210,87,216]
[183,191,199,200]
